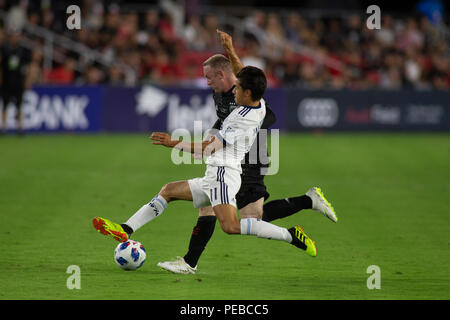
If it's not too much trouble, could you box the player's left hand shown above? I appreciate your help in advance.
[217,29,233,52]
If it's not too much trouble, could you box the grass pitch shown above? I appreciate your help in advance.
[0,133,449,300]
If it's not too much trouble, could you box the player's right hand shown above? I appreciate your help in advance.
[150,132,177,148]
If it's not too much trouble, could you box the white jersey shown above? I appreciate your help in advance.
[205,99,266,173]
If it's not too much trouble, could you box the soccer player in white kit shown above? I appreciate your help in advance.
[93,66,317,259]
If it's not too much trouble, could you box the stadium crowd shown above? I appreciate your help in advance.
[1,0,449,90]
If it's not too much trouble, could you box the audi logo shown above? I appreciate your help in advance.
[297,98,339,127]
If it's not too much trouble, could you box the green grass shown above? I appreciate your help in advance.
[0,133,449,300]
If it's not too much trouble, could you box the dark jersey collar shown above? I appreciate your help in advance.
[212,85,235,98]
[223,85,235,96]
[240,102,262,109]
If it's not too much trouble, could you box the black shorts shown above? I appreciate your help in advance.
[236,178,270,210]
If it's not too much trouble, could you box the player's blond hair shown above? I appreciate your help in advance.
[203,54,232,73]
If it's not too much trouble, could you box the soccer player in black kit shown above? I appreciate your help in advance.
[157,30,337,274]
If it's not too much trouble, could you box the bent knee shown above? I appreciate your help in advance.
[159,182,178,201]
[239,198,264,219]
[159,183,171,197]
[219,221,241,235]
[240,211,262,219]
[199,206,215,217]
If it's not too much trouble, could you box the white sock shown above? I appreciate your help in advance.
[125,194,168,232]
[240,218,293,243]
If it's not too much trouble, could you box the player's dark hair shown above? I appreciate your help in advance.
[236,66,267,102]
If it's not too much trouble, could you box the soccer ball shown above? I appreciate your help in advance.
[114,240,146,270]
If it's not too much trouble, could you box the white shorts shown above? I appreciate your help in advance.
[188,165,241,208]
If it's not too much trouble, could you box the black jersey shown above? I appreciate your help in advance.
[212,86,238,123]
[0,44,28,91]
[211,86,276,182]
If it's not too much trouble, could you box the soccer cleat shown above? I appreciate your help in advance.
[92,217,129,242]
[288,225,317,257]
[306,187,338,223]
[157,257,197,274]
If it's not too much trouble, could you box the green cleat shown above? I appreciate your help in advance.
[306,187,338,223]
[288,225,317,257]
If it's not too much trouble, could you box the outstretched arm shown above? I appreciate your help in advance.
[217,29,244,76]
[150,132,223,156]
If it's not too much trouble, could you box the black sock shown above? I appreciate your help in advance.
[183,216,216,268]
[121,224,134,236]
[262,195,312,222]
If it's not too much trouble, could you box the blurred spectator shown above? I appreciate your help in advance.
[381,66,403,89]
[282,61,300,87]
[263,13,286,61]
[41,8,55,30]
[203,14,221,51]
[284,13,303,45]
[180,63,206,88]
[403,48,423,87]
[99,5,120,47]
[107,64,125,86]
[264,61,281,88]
[85,1,105,31]
[243,9,266,43]
[144,9,160,35]
[159,0,185,38]
[430,71,449,89]
[375,14,396,47]
[344,14,362,46]
[25,47,44,89]
[322,19,344,52]
[45,58,76,84]
[396,18,424,50]
[83,64,104,85]
[298,62,320,88]
[241,34,266,71]
[158,11,177,44]
[183,15,208,51]
[6,1,27,32]
[149,49,181,85]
